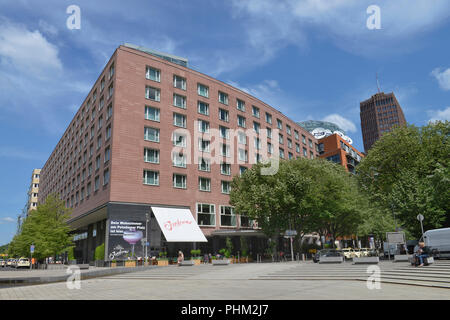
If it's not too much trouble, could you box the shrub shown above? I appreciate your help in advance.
[68,247,75,261]
[94,243,105,261]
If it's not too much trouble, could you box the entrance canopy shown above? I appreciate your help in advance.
[151,206,207,242]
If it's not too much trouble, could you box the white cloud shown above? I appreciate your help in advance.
[322,114,357,133]
[0,19,62,79]
[427,107,450,123]
[231,0,450,57]
[0,217,15,224]
[38,20,58,36]
[431,68,450,91]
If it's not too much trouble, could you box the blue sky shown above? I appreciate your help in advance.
[0,0,449,245]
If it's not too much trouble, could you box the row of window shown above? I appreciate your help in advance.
[195,203,255,227]
[143,170,232,194]
[66,168,110,208]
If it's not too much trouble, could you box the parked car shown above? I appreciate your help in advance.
[423,228,450,259]
[0,259,5,267]
[16,258,30,269]
[6,259,15,267]
[313,249,343,263]
[359,248,370,257]
[341,248,356,259]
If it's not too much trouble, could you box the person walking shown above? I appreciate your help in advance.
[177,249,184,265]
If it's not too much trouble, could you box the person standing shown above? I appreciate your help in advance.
[177,249,184,265]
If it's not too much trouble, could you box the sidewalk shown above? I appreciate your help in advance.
[0,265,157,286]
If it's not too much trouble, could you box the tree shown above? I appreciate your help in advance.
[8,194,73,261]
[230,157,365,249]
[357,121,450,238]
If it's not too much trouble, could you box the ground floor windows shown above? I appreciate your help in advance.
[197,203,215,226]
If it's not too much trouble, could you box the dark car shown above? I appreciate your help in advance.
[313,249,342,263]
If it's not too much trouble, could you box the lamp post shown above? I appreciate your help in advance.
[145,212,150,264]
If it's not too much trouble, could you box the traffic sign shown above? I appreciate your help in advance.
[30,245,35,253]
[284,230,297,237]
[417,214,424,222]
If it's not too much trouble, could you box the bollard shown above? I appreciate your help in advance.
[302,254,305,261]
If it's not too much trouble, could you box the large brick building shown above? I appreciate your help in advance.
[360,92,407,153]
[39,44,319,263]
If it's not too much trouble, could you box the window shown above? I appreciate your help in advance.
[267,142,273,154]
[103,169,110,185]
[198,101,209,115]
[105,125,111,140]
[303,147,307,157]
[199,177,211,192]
[218,108,229,122]
[277,119,283,130]
[286,125,291,136]
[90,126,95,139]
[97,135,102,150]
[173,75,186,90]
[237,99,245,111]
[310,151,314,159]
[265,112,272,124]
[219,126,230,139]
[88,163,92,176]
[238,148,248,162]
[198,119,210,133]
[287,138,292,149]
[108,84,114,99]
[266,127,272,139]
[279,148,285,159]
[239,166,247,175]
[173,174,187,189]
[254,137,261,150]
[221,181,231,194]
[173,94,186,109]
[199,139,210,152]
[86,182,91,197]
[294,130,299,140]
[145,86,160,102]
[89,145,94,158]
[238,131,247,145]
[296,143,300,153]
[98,116,103,130]
[220,206,236,227]
[144,148,159,163]
[95,155,101,170]
[198,157,211,172]
[253,122,260,133]
[309,139,313,148]
[220,162,231,175]
[288,152,293,160]
[94,176,100,191]
[237,115,246,128]
[197,203,215,226]
[220,143,230,157]
[145,106,160,122]
[252,106,260,118]
[172,151,187,168]
[173,113,187,128]
[144,127,160,142]
[197,84,209,98]
[218,91,228,105]
[104,146,110,162]
[302,135,306,144]
[146,66,160,82]
[109,63,114,79]
[100,77,105,91]
[279,133,283,145]
[143,170,159,185]
[107,104,112,119]
[171,132,186,148]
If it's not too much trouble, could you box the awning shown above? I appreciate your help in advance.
[151,206,207,242]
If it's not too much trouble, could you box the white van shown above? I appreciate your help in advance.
[423,228,450,259]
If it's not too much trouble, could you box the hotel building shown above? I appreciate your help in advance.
[39,44,319,263]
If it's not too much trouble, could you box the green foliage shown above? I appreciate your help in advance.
[158,251,168,260]
[190,249,201,258]
[94,243,105,261]
[240,237,248,257]
[0,243,9,254]
[8,194,73,260]
[230,157,365,243]
[357,121,450,238]
[67,247,75,261]
[226,237,233,255]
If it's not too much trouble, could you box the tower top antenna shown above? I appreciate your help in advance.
[376,73,381,93]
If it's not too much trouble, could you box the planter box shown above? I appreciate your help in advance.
[353,257,379,264]
[179,260,194,266]
[111,262,117,268]
[125,261,136,267]
[157,260,169,266]
[212,259,230,266]
[394,255,411,262]
[192,259,202,265]
[240,257,249,263]
[319,256,344,264]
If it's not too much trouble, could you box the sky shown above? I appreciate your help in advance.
[0,0,449,245]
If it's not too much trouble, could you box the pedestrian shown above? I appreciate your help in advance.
[203,253,209,264]
[177,249,184,265]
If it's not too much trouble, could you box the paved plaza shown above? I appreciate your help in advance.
[1,260,450,300]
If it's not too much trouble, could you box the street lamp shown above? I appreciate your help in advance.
[145,212,150,264]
